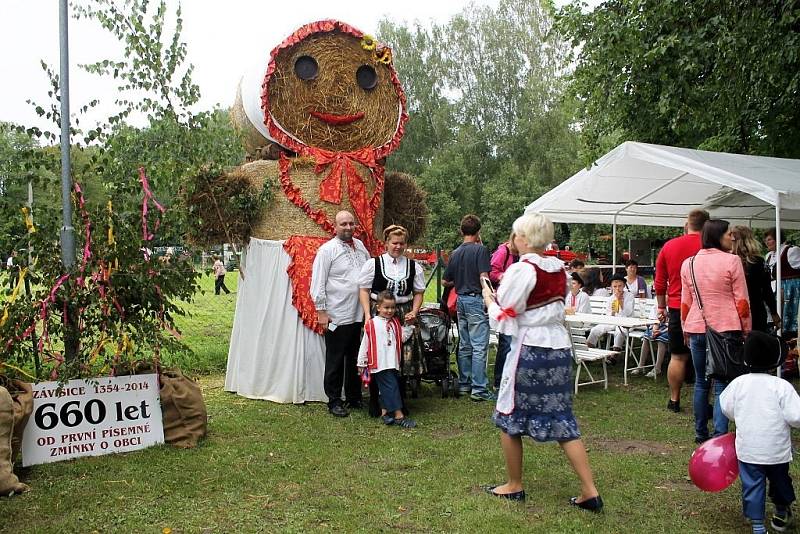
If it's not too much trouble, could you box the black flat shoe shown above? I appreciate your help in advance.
[484,485,526,502]
[667,399,681,413]
[329,405,349,418]
[569,495,603,512]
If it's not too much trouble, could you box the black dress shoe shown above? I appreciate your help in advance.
[329,405,349,417]
[484,485,526,502]
[667,399,681,413]
[569,495,603,512]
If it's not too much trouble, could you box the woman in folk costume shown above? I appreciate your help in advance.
[358,225,425,366]
[221,20,412,403]
[481,213,602,511]
[357,291,416,428]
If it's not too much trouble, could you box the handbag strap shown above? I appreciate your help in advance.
[689,256,708,326]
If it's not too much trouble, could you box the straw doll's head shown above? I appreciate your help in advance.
[262,20,407,155]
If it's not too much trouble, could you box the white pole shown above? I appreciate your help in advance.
[776,196,783,329]
[612,219,617,270]
[775,195,782,377]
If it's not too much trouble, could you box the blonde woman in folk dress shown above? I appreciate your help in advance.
[481,213,602,511]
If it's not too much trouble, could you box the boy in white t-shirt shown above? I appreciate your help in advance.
[720,331,800,534]
[357,291,416,428]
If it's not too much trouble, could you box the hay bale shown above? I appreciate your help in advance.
[383,172,428,245]
[182,166,267,247]
[268,31,402,153]
[242,159,384,241]
[230,81,269,157]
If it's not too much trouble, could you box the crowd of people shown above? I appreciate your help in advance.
[307,208,800,527]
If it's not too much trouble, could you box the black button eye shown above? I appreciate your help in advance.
[356,65,378,90]
[294,55,318,81]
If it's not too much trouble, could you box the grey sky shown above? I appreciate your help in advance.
[1,0,506,133]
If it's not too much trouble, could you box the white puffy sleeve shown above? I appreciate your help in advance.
[487,262,536,336]
[412,261,426,293]
[788,246,800,270]
[358,258,376,289]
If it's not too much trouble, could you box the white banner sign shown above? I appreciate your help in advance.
[22,374,164,466]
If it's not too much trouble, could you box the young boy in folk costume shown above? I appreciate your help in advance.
[587,274,635,354]
[564,272,591,315]
[357,291,416,428]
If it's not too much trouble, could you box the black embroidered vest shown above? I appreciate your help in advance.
[371,256,415,297]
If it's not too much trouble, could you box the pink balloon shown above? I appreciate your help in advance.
[688,432,739,492]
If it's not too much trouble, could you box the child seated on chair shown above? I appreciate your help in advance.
[631,304,669,377]
[587,275,634,358]
[720,331,800,534]
[565,272,591,315]
[357,291,417,428]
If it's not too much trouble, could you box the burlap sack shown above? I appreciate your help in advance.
[160,368,207,448]
[9,380,33,465]
[0,386,29,496]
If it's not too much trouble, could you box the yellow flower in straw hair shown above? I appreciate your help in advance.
[360,34,377,51]
[374,46,392,65]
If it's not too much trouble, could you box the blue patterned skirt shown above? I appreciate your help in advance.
[492,345,580,442]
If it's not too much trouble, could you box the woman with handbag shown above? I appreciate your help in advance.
[680,219,752,444]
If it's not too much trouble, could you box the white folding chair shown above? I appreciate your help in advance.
[588,295,612,315]
[569,325,617,394]
[623,298,657,382]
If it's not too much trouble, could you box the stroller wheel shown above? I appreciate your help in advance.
[449,370,460,398]
[409,377,420,399]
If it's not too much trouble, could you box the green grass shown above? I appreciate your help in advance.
[0,273,788,533]
[159,272,240,374]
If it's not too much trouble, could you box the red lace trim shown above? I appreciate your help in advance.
[278,153,384,256]
[283,235,330,335]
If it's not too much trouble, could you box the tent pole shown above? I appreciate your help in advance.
[776,195,782,377]
[610,171,689,271]
[612,220,617,270]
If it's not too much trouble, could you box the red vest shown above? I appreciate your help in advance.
[522,260,566,310]
[364,316,403,370]
[776,247,800,280]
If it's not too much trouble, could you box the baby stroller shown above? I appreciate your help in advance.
[410,306,459,398]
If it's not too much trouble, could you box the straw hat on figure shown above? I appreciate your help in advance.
[192,20,424,403]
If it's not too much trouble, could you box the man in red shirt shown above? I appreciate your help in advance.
[654,209,709,413]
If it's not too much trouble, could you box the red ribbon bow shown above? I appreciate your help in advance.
[310,147,376,205]
[498,307,517,321]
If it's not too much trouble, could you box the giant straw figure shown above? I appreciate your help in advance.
[219,20,418,403]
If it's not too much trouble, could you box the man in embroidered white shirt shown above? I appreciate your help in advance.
[310,211,370,417]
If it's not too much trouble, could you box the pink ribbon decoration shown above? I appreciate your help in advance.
[73,183,92,287]
[139,167,165,241]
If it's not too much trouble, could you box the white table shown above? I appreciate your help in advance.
[565,314,659,385]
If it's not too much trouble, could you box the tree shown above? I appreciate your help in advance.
[379,0,581,248]
[0,0,244,381]
[557,0,800,163]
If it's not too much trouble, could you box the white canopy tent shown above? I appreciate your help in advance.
[525,141,800,324]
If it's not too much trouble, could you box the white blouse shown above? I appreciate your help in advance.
[487,253,570,349]
[358,253,425,303]
[357,316,414,372]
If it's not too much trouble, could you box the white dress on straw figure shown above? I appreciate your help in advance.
[225,239,326,403]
